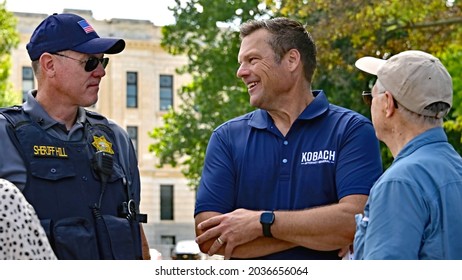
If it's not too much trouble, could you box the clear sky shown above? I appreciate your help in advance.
[5,0,178,26]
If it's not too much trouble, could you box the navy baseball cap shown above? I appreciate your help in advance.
[26,13,125,61]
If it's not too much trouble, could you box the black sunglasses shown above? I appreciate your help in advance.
[361,91,399,108]
[52,53,109,72]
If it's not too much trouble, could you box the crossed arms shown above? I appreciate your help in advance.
[195,194,367,259]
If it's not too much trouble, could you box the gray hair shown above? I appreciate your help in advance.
[397,102,447,126]
[31,60,41,78]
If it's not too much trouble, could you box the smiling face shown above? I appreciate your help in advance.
[236,29,294,110]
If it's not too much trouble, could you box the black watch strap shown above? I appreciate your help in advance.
[260,211,275,237]
[262,222,272,237]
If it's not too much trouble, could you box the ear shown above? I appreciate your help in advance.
[285,48,301,72]
[39,53,57,78]
[384,91,396,118]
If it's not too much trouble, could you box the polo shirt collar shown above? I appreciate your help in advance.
[248,90,329,129]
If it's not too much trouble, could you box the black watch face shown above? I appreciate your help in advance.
[261,212,274,224]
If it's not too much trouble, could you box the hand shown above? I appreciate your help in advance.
[195,208,262,259]
[338,244,353,259]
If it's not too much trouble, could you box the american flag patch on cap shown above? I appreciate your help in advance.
[78,19,95,34]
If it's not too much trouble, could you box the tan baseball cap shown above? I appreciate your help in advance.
[355,50,453,118]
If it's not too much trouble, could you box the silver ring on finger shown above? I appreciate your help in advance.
[217,237,224,245]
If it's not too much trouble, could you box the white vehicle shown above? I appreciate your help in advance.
[171,240,204,260]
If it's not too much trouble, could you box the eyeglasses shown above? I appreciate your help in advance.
[361,90,399,108]
[362,91,373,107]
[52,53,109,72]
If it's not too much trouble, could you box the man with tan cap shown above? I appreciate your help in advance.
[353,50,462,259]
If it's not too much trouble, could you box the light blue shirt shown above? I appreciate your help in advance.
[354,127,462,259]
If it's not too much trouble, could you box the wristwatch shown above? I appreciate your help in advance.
[260,211,275,237]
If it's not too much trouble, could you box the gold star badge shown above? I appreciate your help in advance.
[91,135,114,154]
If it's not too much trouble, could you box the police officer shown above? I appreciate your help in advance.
[0,13,149,259]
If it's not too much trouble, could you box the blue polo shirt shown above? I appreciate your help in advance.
[195,90,383,259]
[354,127,462,259]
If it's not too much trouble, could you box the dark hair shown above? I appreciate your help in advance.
[239,17,317,82]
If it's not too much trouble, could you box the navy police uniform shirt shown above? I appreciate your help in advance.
[0,90,143,259]
[0,91,140,205]
[195,90,383,259]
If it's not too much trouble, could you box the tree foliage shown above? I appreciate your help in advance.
[269,0,462,163]
[149,0,267,188]
[441,44,462,152]
[150,0,462,188]
[0,2,20,107]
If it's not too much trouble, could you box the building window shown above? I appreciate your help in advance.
[161,235,176,246]
[159,75,173,111]
[127,72,138,108]
[160,184,174,220]
[22,66,34,102]
[126,126,138,156]
[161,235,176,258]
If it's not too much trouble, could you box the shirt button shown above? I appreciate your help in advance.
[82,176,88,181]
[50,168,57,173]
[282,159,288,163]
[283,140,288,145]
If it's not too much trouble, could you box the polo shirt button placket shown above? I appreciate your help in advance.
[282,140,289,164]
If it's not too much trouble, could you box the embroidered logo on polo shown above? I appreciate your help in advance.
[300,150,336,165]
[33,145,69,158]
[92,135,114,154]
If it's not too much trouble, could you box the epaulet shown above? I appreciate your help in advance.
[84,109,109,126]
[0,105,23,114]
[0,105,28,127]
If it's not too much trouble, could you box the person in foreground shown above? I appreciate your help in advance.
[0,13,149,259]
[354,50,462,259]
[0,178,57,260]
[194,17,383,260]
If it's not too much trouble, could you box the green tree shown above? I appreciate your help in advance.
[441,44,462,154]
[0,2,20,107]
[149,0,266,188]
[270,0,462,166]
[150,0,462,188]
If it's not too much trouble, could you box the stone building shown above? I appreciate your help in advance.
[8,9,197,259]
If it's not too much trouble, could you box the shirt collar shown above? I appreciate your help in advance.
[394,127,448,162]
[248,90,329,129]
[23,90,87,129]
